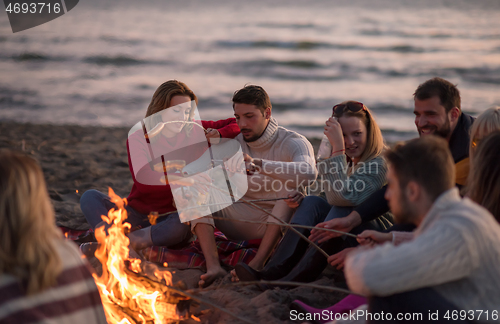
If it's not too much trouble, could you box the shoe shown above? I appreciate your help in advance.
[128,226,153,251]
[290,300,325,324]
[79,242,100,258]
[237,226,311,282]
[234,262,262,282]
[278,237,344,283]
[291,295,368,324]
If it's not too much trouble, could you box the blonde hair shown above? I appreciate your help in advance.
[468,131,500,222]
[469,106,500,159]
[144,80,198,141]
[337,101,386,167]
[0,149,62,295]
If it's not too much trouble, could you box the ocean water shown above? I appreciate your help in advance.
[1,0,499,141]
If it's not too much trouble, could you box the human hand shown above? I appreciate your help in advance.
[309,216,356,243]
[243,153,262,175]
[189,172,212,194]
[327,247,356,270]
[171,188,192,209]
[284,191,305,208]
[357,230,393,247]
[224,152,246,175]
[243,153,257,174]
[205,128,221,144]
[324,117,344,153]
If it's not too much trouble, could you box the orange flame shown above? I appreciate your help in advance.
[92,188,182,323]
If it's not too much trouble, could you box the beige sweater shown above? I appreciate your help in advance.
[346,188,500,316]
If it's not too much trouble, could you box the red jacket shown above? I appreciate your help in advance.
[126,118,239,215]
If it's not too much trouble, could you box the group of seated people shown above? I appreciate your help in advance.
[1,77,499,323]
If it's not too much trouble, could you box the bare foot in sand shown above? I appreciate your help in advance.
[230,269,239,282]
[199,267,227,288]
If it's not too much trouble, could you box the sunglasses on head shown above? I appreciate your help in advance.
[332,101,366,117]
[471,137,482,149]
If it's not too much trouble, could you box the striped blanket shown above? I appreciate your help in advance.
[59,227,260,269]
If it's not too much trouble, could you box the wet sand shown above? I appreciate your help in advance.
[0,121,344,324]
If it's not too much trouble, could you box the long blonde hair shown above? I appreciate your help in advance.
[336,101,386,166]
[0,149,62,295]
[469,106,500,160]
[144,80,198,141]
[468,131,500,222]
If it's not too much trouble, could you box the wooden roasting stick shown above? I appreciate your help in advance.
[187,280,357,296]
[122,265,254,324]
[145,121,207,140]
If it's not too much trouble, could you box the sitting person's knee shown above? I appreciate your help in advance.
[80,189,104,207]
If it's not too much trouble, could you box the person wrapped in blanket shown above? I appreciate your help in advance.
[0,149,107,324]
[79,80,240,260]
[235,101,392,284]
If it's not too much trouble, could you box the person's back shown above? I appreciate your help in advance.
[0,149,107,324]
[0,240,107,324]
[345,137,500,322]
[429,195,500,312]
[356,189,500,312]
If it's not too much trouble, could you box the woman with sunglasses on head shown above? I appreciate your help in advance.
[235,101,391,284]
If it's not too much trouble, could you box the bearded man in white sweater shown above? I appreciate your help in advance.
[343,136,500,323]
[194,85,317,287]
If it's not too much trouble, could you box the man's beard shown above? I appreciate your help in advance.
[434,116,452,139]
[394,193,418,225]
[418,116,452,139]
[242,133,260,142]
[241,128,265,142]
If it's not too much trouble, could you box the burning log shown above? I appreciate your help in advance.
[90,188,252,324]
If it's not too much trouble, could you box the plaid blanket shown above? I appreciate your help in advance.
[58,227,260,268]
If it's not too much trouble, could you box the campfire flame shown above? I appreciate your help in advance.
[92,188,184,324]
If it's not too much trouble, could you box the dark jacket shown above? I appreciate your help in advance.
[355,113,475,223]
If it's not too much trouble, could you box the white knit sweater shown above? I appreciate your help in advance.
[237,117,317,207]
[190,117,318,234]
[345,188,500,315]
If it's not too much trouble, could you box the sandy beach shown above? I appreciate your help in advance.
[0,121,345,324]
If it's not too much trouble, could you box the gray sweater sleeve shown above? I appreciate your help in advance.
[259,137,317,187]
[317,155,387,207]
[345,221,477,297]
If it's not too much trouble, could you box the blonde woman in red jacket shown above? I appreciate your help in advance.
[80,80,239,257]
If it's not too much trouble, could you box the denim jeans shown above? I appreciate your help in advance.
[80,189,191,247]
